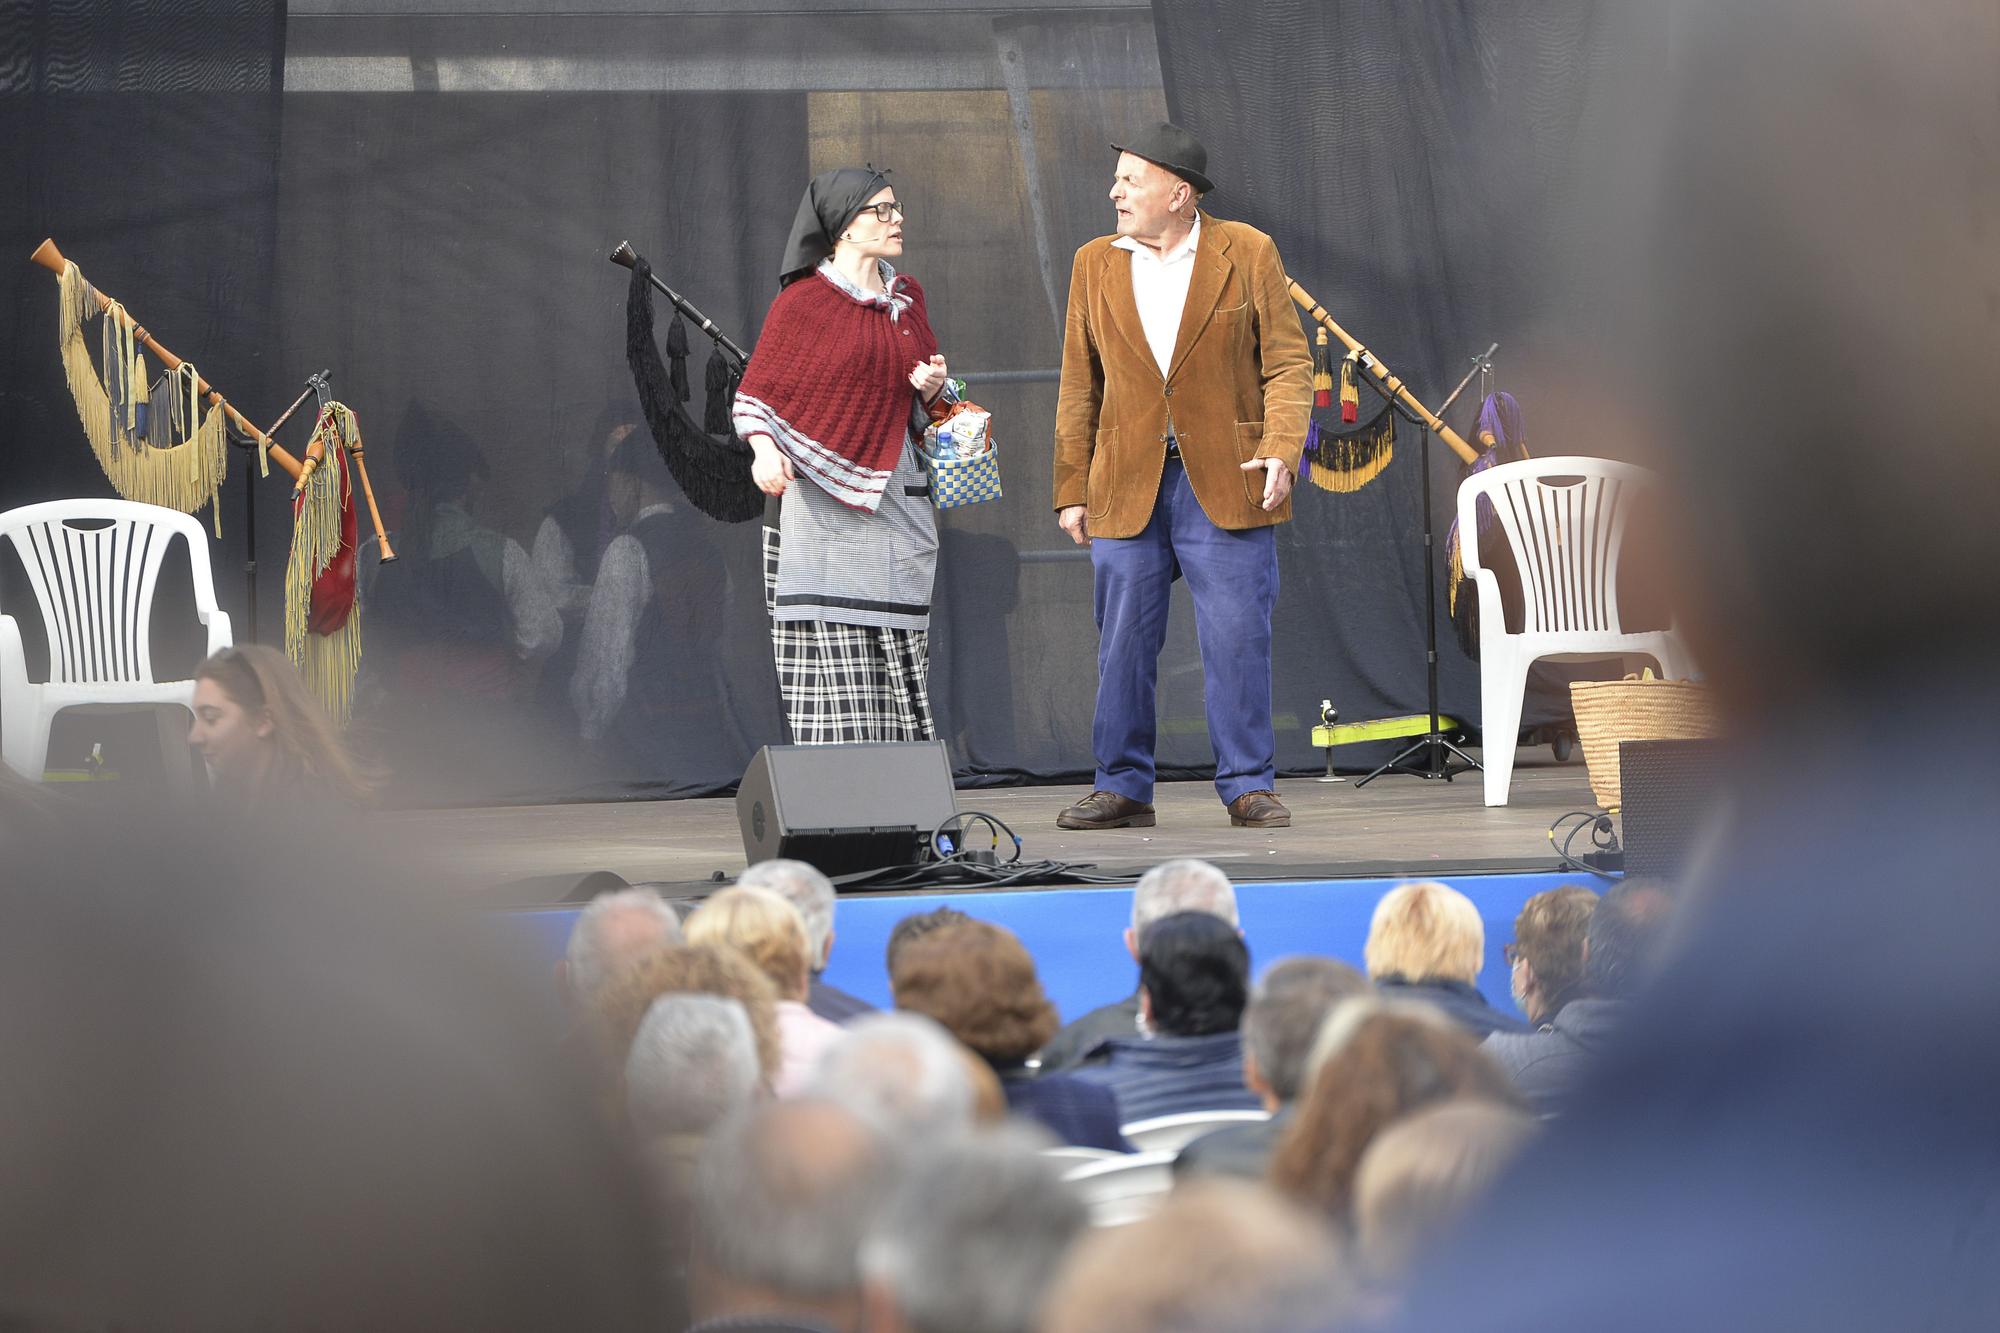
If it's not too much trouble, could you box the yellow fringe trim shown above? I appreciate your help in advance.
[285,403,363,726]
[1308,444,1393,493]
[1448,534,1464,617]
[58,263,227,534]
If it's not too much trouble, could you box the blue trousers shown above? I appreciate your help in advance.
[1091,458,1279,804]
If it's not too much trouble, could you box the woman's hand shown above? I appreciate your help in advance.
[748,433,793,497]
[910,354,949,401]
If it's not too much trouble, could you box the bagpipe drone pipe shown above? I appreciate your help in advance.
[611,242,764,524]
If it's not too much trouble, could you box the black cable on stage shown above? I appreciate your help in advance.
[826,811,1145,891]
[1547,810,1622,879]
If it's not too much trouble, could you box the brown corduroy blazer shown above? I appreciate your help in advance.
[1052,214,1314,539]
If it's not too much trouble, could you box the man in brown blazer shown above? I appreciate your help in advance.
[1053,124,1313,830]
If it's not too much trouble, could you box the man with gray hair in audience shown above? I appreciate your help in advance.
[625,994,760,1146]
[808,1011,977,1137]
[1038,857,1240,1070]
[558,887,681,1022]
[738,857,875,1022]
[687,1099,894,1333]
[1041,1179,1351,1333]
[1175,954,1371,1180]
[859,1129,1087,1333]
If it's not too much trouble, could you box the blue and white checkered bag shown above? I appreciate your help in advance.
[919,405,1003,509]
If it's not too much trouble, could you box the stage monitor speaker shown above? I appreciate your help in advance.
[1620,738,1728,878]
[736,741,958,881]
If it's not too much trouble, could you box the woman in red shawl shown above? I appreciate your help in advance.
[732,167,953,743]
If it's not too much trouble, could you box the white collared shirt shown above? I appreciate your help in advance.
[1112,215,1201,379]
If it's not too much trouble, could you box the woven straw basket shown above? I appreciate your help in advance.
[1568,670,1722,810]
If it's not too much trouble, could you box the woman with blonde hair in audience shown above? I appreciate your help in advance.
[1268,1000,1523,1223]
[1351,1099,1537,1291]
[685,884,845,1096]
[1363,879,1525,1037]
[891,919,1129,1149]
[188,644,378,806]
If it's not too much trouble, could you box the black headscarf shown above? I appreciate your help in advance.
[777,166,891,285]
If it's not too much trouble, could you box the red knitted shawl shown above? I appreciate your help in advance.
[732,267,939,511]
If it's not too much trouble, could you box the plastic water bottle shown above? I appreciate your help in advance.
[934,425,956,461]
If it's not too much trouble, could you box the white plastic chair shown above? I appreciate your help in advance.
[1119,1108,1270,1154]
[1040,1145,1125,1167]
[1458,457,1692,806]
[1061,1150,1176,1227]
[0,499,232,781]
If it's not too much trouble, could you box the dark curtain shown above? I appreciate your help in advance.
[0,0,286,775]
[268,6,1173,804]
[1152,0,1671,765]
[0,1,1665,803]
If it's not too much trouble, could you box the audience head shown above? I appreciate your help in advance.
[689,1099,891,1326]
[1241,956,1373,1109]
[810,1012,976,1136]
[1352,1099,1538,1289]
[1507,886,1599,1025]
[1270,1002,1523,1220]
[0,813,661,1329]
[190,644,375,804]
[738,858,838,972]
[1584,877,1676,999]
[885,905,974,975]
[890,920,1059,1065]
[624,994,760,1141]
[562,887,683,1014]
[860,1129,1085,1333]
[1041,1178,1352,1333]
[1619,0,1999,705]
[1138,909,1251,1039]
[1364,880,1485,986]
[595,942,782,1086]
[0,759,63,844]
[1127,858,1238,958]
[685,885,814,1002]
[961,1046,1009,1123]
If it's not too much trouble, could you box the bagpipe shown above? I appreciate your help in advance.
[609,241,763,524]
[1287,276,1481,493]
[29,238,393,721]
[1286,272,1525,656]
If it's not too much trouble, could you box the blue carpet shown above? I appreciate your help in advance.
[503,871,1591,1028]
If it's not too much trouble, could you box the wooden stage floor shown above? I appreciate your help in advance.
[379,753,1599,898]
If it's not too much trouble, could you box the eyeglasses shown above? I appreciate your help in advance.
[858,201,906,223]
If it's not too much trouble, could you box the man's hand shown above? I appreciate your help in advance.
[1241,456,1295,511]
[1058,505,1091,547]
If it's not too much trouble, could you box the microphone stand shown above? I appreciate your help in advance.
[1353,353,1487,787]
[227,370,329,642]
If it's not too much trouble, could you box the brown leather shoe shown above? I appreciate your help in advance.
[1056,790,1157,830]
[1227,790,1291,828]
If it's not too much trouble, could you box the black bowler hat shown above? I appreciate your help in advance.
[1111,122,1215,195]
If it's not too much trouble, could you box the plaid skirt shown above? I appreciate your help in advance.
[770,619,936,744]
[764,524,935,744]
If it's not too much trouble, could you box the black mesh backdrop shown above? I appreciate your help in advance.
[0,0,287,779]
[0,2,1664,803]
[1153,0,1672,768]
[273,6,1170,802]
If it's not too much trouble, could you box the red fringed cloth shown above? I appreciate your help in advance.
[732,268,939,512]
[286,403,364,723]
[305,447,358,634]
